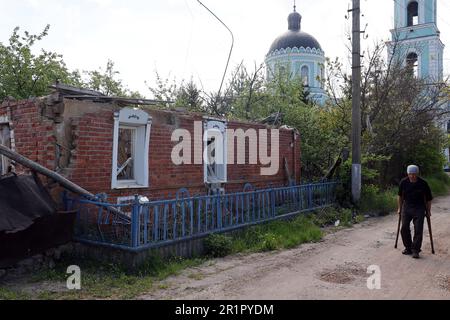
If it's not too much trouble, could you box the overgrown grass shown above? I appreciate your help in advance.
[10,254,206,300]
[202,207,360,256]
[229,215,323,253]
[360,185,397,216]
[424,172,450,197]
[0,287,31,300]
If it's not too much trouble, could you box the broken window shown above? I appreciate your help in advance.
[206,136,217,179]
[112,108,152,189]
[406,52,419,78]
[117,127,136,181]
[0,124,11,175]
[407,1,419,26]
[204,120,227,184]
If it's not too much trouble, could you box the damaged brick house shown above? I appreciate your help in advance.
[0,84,301,204]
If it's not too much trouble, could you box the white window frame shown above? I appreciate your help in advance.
[112,108,152,189]
[203,119,227,184]
[406,51,420,78]
[301,65,309,87]
[319,64,325,89]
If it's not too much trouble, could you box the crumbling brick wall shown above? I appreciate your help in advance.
[1,97,301,203]
[0,99,56,173]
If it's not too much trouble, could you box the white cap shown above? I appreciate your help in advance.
[407,165,419,174]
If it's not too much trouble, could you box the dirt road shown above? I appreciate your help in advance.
[140,194,450,300]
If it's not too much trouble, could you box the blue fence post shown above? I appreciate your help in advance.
[308,185,313,209]
[270,188,275,217]
[217,193,222,229]
[154,205,159,242]
[131,195,140,248]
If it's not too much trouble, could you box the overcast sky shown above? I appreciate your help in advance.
[1,0,449,97]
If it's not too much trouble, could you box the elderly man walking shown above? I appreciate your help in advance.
[397,165,433,259]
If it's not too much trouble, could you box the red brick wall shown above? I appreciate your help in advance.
[226,121,300,191]
[0,99,56,172]
[2,99,301,203]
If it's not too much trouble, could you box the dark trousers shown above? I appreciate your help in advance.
[401,208,425,253]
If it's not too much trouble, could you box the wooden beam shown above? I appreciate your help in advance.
[1,144,97,201]
[0,144,131,220]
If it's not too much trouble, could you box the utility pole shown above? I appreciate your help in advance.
[351,0,362,204]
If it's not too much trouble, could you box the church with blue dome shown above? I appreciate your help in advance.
[265,5,327,105]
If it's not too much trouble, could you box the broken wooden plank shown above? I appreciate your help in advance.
[0,144,131,221]
[0,144,97,201]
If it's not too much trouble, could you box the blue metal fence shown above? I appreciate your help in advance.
[66,182,339,251]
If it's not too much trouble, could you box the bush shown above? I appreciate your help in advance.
[424,172,450,197]
[261,233,280,251]
[203,234,233,257]
[360,184,397,216]
[312,207,339,227]
[339,208,354,227]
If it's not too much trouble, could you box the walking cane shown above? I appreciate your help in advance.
[426,215,435,254]
[395,213,401,249]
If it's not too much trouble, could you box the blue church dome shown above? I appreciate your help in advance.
[265,6,328,105]
[268,8,322,55]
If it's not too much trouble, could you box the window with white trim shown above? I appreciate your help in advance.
[301,65,309,87]
[406,52,419,78]
[112,108,152,189]
[204,120,227,184]
[319,64,325,89]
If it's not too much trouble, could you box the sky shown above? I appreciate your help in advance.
[0,0,449,97]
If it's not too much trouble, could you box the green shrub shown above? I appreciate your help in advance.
[228,215,323,254]
[203,233,233,257]
[312,207,339,227]
[360,185,397,216]
[339,208,353,227]
[261,233,280,251]
[424,172,450,197]
[354,215,365,224]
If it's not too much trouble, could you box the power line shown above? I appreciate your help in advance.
[196,0,234,99]
[183,0,195,75]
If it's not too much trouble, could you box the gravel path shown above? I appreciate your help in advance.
[139,194,450,300]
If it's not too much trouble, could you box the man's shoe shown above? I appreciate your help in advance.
[412,252,420,259]
[402,249,412,255]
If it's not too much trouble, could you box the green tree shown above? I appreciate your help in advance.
[326,41,449,185]
[175,79,204,111]
[0,25,143,101]
[0,25,80,100]
[84,59,131,97]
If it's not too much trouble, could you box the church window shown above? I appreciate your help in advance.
[319,64,325,89]
[301,66,309,86]
[406,52,419,77]
[278,65,287,76]
[407,1,419,26]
